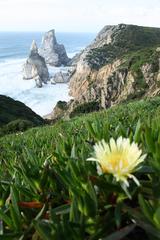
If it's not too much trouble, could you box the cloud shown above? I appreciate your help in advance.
[0,0,159,32]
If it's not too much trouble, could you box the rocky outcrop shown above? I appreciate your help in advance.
[50,72,69,84]
[39,30,70,66]
[44,101,69,120]
[50,68,75,84]
[69,59,134,107]
[69,24,160,109]
[23,40,49,87]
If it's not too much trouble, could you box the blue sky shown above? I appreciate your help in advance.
[0,0,159,32]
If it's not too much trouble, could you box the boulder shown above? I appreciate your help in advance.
[39,30,70,66]
[23,40,49,87]
[51,71,70,84]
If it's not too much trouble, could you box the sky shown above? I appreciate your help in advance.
[0,0,159,32]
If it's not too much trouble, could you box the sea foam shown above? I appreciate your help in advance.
[0,58,71,116]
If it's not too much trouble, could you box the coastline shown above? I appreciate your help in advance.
[0,32,95,116]
[0,58,72,116]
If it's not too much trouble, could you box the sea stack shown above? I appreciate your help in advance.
[39,30,70,66]
[23,40,49,87]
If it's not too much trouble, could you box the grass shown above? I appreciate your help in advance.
[0,97,160,239]
[1,97,160,158]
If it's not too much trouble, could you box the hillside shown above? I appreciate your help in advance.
[0,95,45,135]
[0,97,160,239]
[66,24,160,117]
[85,24,160,70]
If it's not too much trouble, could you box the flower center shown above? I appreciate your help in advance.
[101,150,129,173]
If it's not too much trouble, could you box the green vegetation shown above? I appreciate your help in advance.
[0,95,44,126]
[0,95,45,136]
[123,47,159,73]
[0,119,35,136]
[86,24,160,70]
[0,97,160,239]
[113,24,160,50]
[70,101,100,117]
[121,47,159,99]
[86,44,124,70]
[56,101,68,111]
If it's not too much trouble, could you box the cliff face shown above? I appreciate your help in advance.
[69,24,160,110]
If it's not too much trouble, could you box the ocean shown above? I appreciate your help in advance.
[0,32,95,116]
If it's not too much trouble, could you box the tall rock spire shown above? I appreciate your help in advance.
[39,30,70,66]
[23,40,49,88]
[30,40,38,56]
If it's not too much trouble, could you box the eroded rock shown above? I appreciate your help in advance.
[39,30,70,66]
[23,40,49,87]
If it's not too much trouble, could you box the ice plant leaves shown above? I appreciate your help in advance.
[102,223,136,240]
[1,99,160,238]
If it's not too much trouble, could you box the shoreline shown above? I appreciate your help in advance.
[0,58,72,116]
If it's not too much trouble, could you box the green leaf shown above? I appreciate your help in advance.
[35,203,47,221]
[138,194,154,223]
[102,224,136,240]
[145,127,155,153]
[71,144,76,158]
[136,220,160,238]
[52,204,70,216]
[153,207,160,229]
[33,221,53,240]
[114,203,122,228]
[9,205,21,231]
[0,233,21,239]
[83,193,97,217]
[0,209,13,229]
[86,121,97,140]
[134,119,141,143]
[10,186,21,223]
[69,197,79,222]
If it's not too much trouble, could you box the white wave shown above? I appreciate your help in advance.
[67,48,84,58]
[0,58,71,117]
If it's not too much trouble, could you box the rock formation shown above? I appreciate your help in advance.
[39,30,70,66]
[50,68,75,84]
[23,40,49,88]
[44,101,69,120]
[68,24,160,110]
[50,71,69,84]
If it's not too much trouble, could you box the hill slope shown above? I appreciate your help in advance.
[0,95,45,134]
[67,24,160,115]
[0,97,160,239]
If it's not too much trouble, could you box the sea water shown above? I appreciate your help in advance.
[0,32,95,116]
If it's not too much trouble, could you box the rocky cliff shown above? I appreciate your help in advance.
[23,40,49,87]
[68,24,160,112]
[39,30,70,66]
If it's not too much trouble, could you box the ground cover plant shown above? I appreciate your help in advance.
[0,97,160,239]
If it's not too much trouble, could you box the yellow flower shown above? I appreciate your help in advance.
[87,137,146,187]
